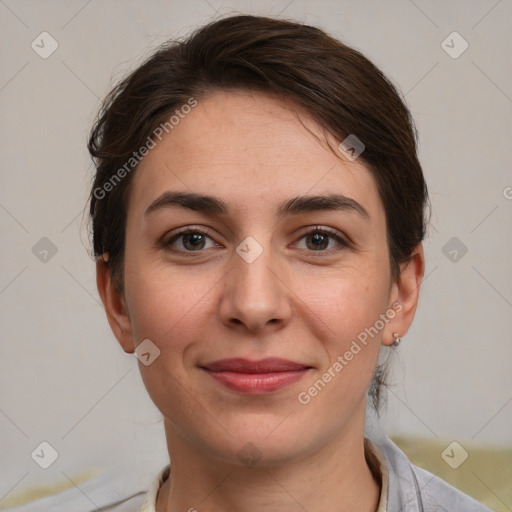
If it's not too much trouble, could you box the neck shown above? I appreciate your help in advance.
[156,422,381,512]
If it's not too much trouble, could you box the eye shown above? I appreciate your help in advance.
[161,226,350,255]
[163,228,220,252]
[294,227,349,253]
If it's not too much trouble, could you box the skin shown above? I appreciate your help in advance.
[96,89,424,512]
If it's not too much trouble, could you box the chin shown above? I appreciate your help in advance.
[201,414,321,468]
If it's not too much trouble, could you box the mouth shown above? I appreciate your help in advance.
[200,358,312,394]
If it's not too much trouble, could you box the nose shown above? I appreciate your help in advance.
[218,241,292,335]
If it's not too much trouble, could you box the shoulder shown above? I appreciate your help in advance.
[2,462,157,512]
[368,434,495,512]
[2,487,147,512]
[410,463,495,512]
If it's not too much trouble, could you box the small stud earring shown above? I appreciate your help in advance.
[392,333,401,346]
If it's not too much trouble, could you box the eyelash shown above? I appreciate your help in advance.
[161,226,350,257]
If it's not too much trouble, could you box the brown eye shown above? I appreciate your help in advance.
[163,229,219,252]
[305,232,329,250]
[180,232,207,251]
[295,228,349,253]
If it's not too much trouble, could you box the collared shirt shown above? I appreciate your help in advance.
[140,439,389,512]
[139,438,390,511]
[5,434,494,512]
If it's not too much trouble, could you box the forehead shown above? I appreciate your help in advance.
[129,89,383,222]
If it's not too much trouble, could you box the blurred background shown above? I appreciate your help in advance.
[1,0,511,510]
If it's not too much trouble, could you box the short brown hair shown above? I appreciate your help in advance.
[88,14,430,411]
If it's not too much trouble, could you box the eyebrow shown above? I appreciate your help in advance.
[144,191,370,220]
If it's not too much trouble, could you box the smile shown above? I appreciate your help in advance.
[201,358,312,394]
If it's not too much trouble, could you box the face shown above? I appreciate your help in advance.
[106,89,410,466]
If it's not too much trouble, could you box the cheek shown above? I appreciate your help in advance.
[296,289,384,417]
[297,265,388,389]
[304,263,387,341]
[124,266,213,347]
[123,267,212,414]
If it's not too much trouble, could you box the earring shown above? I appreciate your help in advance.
[392,333,401,346]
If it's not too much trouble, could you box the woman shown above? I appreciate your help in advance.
[88,14,494,512]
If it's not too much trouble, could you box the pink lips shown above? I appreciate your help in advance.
[201,358,310,394]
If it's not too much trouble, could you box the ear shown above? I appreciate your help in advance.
[382,243,425,346]
[96,255,135,354]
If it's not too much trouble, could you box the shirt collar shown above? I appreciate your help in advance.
[139,463,170,512]
[139,439,390,512]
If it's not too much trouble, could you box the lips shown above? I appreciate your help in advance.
[201,358,311,394]
[202,358,309,373]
